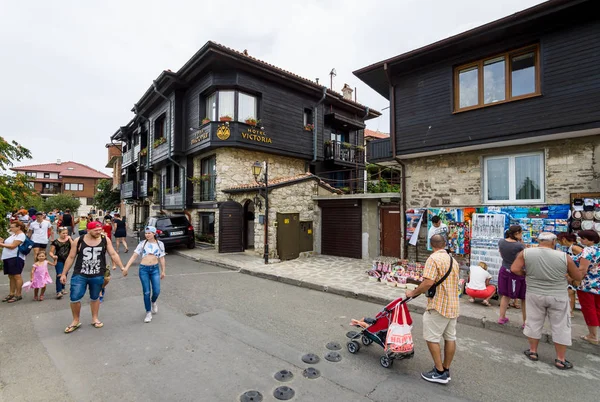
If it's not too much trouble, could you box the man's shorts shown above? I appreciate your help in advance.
[69,275,104,303]
[33,243,48,250]
[423,309,457,343]
[524,293,572,346]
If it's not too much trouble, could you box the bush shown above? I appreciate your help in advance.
[44,194,81,212]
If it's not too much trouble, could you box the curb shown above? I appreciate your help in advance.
[173,250,600,356]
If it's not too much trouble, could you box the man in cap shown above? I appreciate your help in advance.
[28,212,53,259]
[60,221,125,333]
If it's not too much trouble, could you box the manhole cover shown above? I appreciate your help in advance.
[346,331,359,339]
[273,386,295,400]
[274,370,294,382]
[325,352,342,362]
[240,390,263,402]
[302,367,320,379]
[185,313,199,317]
[301,353,320,364]
[326,342,341,350]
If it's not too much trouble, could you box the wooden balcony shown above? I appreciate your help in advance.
[324,141,365,166]
[121,181,137,199]
[366,138,393,163]
[138,180,147,198]
[122,149,134,167]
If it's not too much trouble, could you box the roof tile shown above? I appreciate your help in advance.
[11,161,110,179]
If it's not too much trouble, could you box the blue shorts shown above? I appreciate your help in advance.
[69,275,104,303]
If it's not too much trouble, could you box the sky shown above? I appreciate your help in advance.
[0,0,545,175]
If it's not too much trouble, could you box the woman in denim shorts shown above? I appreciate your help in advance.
[123,226,166,323]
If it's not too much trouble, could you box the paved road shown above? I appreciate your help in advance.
[0,250,598,402]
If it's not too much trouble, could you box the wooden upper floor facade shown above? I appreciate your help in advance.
[113,42,380,172]
[355,0,600,162]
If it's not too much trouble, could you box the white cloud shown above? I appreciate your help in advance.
[0,0,545,171]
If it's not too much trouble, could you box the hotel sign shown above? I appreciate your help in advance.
[190,127,210,145]
[241,127,272,144]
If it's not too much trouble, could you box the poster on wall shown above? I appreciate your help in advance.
[406,209,424,245]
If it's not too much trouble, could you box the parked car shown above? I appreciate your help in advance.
[139,215,196,249]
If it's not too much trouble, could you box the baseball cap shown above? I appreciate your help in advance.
[145,226,157,234]
[87,221,103,230]
[35,211,44,216]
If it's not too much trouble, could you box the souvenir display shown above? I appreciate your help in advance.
[366,258,424,288]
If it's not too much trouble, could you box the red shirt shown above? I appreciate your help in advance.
[102,224,112,239]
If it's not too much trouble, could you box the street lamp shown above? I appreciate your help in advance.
[252,160,269,265]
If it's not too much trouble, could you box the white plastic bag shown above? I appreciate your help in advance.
[385,303,414,354]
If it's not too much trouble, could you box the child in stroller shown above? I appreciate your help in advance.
[347,297,414,368]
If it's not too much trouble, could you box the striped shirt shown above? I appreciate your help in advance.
[423,250,460,319]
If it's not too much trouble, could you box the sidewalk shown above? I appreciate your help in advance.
[172,248,600,356]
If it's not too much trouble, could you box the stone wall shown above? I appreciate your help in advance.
[404,135,600,262]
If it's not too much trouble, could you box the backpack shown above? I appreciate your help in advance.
[18,236,35,256]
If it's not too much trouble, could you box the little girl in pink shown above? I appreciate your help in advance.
[31,250,54,301]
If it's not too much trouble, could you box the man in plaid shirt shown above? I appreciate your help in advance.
[406,234,460,384]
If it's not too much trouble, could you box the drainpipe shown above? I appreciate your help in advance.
[153,80,187,212]
[362,107,370,193]
[384,63,406,259]
[312,86,327,162]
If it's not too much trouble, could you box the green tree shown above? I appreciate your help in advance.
[44,194,81,212]
[94,179,121,213]
[0,137,34,238]
[23,194,45,212]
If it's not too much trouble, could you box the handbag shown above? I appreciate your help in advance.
[385,303,414,354]
[425,256,453,298]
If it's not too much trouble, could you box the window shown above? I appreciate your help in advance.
[86,197,95,205]
[198,212,215,243]
[65,183,84,191]
[26,172,36,177]
[303,108,313,126]
[155,114,166,139]
[454,45,540,112]
[204,91,258,122]
[238,92,257,122]
[200,156,216,201]
[483,152,544,204]
[330,130,348,143]
[165,166,172,190]
[173,165,180,191]
[44,173,50,178]
[218,90,235,120]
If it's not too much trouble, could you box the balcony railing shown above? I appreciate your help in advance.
[138,180,147,198]
[164,192,184,208]
[324,141,365,165]
[133,144,141,162]
[121,180,136,199]
[122,149,133,166]
[40,187,60,195]
[192,175,216,203]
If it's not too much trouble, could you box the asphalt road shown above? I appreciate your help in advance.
[0,249,598,402]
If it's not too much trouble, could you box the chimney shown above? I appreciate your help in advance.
[342,84,353,100]
[56,159,61,165]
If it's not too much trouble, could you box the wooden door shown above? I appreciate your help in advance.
[380,207,401,257]
[218,201,243,253]
[276,213,300,261]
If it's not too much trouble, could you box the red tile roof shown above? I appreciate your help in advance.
[364,129,389,139]
[223,172,342,194]
[11,161,110,179]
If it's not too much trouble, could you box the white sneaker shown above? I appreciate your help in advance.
[144,312,152,323]
[151,302,158,314]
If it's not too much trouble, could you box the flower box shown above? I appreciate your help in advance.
[219,115,233,122]
[202,118,211,125]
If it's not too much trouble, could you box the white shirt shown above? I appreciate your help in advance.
[134,240,166,258]
[29,220,51,244]
[428,223,448,240]
[467,265,492,290]
[1,233,27,260]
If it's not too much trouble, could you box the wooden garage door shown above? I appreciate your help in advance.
[320,200,362,259]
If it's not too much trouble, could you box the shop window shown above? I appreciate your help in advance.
[483,152,544,204]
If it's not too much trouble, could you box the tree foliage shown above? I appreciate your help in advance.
[0,137,34,237]
[94,179,121,213]
[367,178,400,193]
[44,193,81,212]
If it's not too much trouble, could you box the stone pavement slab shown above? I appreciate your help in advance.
[173,248,600,356]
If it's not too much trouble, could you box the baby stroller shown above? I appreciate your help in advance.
[347,297,414,368]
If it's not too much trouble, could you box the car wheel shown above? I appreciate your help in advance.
[187,239,196,249]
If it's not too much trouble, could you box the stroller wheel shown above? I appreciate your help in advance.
[347,341,361,354]
[380,355,393,369]
[361,335,373,346]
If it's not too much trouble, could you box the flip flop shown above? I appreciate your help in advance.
[555,359,573,370]
[524,350,539,361]
[91,321,104,328]
[64,323,82,334]
[580,335,600,345]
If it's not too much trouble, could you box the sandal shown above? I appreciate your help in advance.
[57,293,63,299]
[2,295,15,302]
[482,300,491,306]
[39,295,44,301]
[524,350,539,361]
[64,323,82,334]
[91,321,104,328]
[7,296,22,303]
[580,335,600,345]
[468,298,475,303]
[554,359,573,370]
